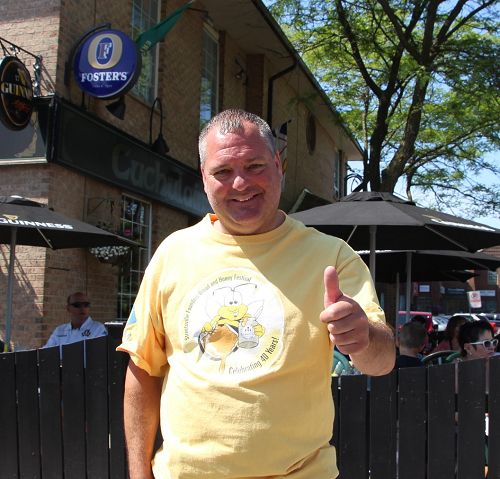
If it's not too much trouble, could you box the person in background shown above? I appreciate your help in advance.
[118,109,395,479]
[395,321,427,369]
[44,292,107,348]
[434,315,467,352]
[458,320,497,361]
[409,314,433,355]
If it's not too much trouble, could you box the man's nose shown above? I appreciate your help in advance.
[232,174,249,190]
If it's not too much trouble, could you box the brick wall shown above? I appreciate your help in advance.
[1,0,359,349]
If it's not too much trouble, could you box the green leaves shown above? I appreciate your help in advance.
[266,0,499,218]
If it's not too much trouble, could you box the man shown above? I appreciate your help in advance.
[394,321,427,369]
[44,292,107,347]
[119,109,395,479]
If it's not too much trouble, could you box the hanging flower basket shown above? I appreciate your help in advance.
[89,246,130,265]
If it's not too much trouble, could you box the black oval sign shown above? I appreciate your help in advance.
[0,56,34,131]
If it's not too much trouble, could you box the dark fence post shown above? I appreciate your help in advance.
[86,336,110,478]
[427,362,456,479]
[398,366,427,479]
[61,341,86,479]
[370,372,397,479]
[337,374,369,479]
[107,322,128,479]
[456,358,487,479]
[38,346,64,478]
[0,352,19,478]
[488,355,500,478]
[16,349,42,478]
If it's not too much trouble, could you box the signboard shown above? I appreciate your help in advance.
[52,99,210,217]
[0,56,34,130]
[479,290,496,297]
[467,290,482,309]
[73,29,140,99]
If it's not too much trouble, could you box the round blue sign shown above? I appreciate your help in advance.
[73,29,140,99]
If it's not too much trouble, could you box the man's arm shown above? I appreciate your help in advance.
[320,266,395,375]
[348,318,395,375]
[124,359,163,479]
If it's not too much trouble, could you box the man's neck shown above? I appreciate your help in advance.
[71,317,88,329]
[399,346,420,357]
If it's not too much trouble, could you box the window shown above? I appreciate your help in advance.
[333,150,343,198]
[131,0,160,103]
[199,26,219,130]
[117,196,151,320]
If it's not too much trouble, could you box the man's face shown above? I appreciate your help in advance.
[67,293,91,327]
[201,122,283,235]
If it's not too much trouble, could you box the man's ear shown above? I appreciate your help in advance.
[464,343,474,356]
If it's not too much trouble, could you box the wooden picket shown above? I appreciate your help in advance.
[0,337,497,479]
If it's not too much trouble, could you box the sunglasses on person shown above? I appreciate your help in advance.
[70,302,91,308]
[470,338,498,349]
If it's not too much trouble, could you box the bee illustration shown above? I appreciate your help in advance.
[198,283,264,372]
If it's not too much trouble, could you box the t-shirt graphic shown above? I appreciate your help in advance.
[182,268,284,378]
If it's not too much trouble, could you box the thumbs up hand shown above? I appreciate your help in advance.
[320,266,370,355]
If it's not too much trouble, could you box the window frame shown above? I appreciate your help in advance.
[117,194,152,320]
[131,0,161,104]
[199,24,220,130]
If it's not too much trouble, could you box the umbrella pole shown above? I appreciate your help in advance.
[5,227,17,351]
[405,251,412,323]
[369,225,376,280]
[395,272,400,326]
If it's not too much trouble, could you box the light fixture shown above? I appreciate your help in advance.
[234,58,247,84]
[149,97,169,155]
[106,96,126,120]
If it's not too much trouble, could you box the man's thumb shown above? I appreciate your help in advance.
[324,266,342,308]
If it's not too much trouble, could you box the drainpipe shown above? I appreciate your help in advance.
[267,61,296,127]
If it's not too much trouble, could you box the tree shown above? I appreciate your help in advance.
[266,0,499,218]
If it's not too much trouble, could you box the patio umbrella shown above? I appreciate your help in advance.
[0,195,135,349]
[290,191,500,320]
[356,249,500,282]
[290,191,500,277]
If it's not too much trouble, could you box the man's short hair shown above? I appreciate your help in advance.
[399,322,427,349]
[198,109,277,165]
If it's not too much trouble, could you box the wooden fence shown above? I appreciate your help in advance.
[1,335,498,479]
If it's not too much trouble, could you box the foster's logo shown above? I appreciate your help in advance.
[73,29,140,99]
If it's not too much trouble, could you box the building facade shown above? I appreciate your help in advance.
[0,0,362,349]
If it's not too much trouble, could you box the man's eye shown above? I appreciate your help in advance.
[248,163,265,171]
[213,169,231,178]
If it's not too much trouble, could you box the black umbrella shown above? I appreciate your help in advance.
[356,249,500,282]
[1,195,135,350]
[291,191,500,276]
[291,191,500,320]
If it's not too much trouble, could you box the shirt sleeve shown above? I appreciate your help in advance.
[117,247,168,377]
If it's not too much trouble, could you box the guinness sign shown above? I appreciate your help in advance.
[0,56,34,131]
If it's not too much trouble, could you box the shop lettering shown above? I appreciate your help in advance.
[79,72,128,82]
[111,148,200,207]
[0,81,33,100]
[0,217,73,229]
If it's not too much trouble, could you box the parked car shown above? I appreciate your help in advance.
[397,311,433,332]
[448,313,498,334]
[432,314,451,332]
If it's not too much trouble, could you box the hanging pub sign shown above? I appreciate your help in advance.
[73,29,140,99]
[0,56,34,131]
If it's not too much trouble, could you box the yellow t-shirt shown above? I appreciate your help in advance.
[118,214,384,479]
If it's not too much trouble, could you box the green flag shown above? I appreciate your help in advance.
[135,0,193,54]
